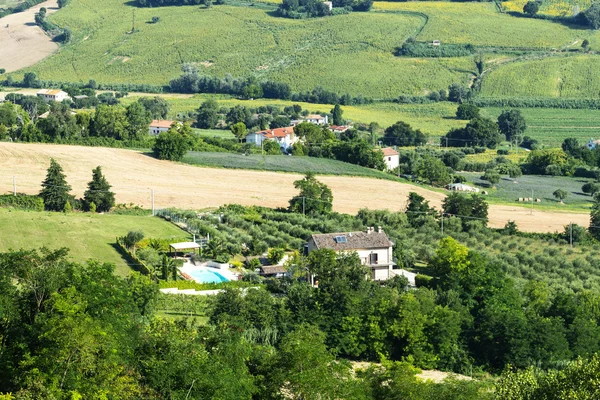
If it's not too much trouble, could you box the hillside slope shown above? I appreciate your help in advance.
[0,142,589,232]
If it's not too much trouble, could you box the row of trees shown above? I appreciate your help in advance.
[39,159,115,212]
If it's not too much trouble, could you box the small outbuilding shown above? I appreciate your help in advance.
[169,242,201,256]
[447,183,480,193]
[381,147,399,171]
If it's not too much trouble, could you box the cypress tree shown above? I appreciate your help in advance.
[83,166,115,212]
[39,158,72,212]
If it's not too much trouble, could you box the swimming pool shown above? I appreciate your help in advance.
[185,266,230,284]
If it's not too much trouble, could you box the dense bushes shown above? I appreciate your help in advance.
[0,0,45,18]
[396,41,475,57]
[0,194,44,211]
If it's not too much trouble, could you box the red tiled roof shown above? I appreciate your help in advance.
[257,126,295,139]
[381,147,399,156]
[330,125,350,132]
[150,120,174,129]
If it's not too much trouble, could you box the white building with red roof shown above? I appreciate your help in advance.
[149,120,177,136]
[245,126,299,151]
[381,147,399,171]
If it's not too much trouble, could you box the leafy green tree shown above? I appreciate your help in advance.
[455,103,480,120]
[267,247,285,265]
[406,192,435,227]
[431,237,470,277]
[152,126,189,161]
[92,104,129,140]
[83,166,115,212]
[417,156,451,186]
[497,109,527,145]
[508,163,522,182]
[226,105,251,125]
[122,230,144,253]
[582,182,600,196]
[125,101,152,140]
[195,99,219,129]
[294,122,335,145]
[331,104,343,126]
[137,96,169,119]
[289,172,333,215]
[445,117,502,148]
[383,121,426,147]
[263,139,282,155]
[39,159,72,212]
[448,83,468,103]
[582,3,600,29]
[230,122,247,142]
[523,0,540,15]
[553,189,568,203]
[443,192,488,230]
[482,169,501,187]
[37,101,79,141]
[590,193,600,240]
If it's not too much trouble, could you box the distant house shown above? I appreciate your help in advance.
[447,183,479,193]
[149,120,176,136]
[304,114,328,125]
[323,1,333,10]
[587,138,600,150]
[245,126,298,151]
[381,147,399,171]
[329,125,351,134]
[36,89,70,102]
[431,40,441,46]
[306,227,395,282]
[260,265,288,279]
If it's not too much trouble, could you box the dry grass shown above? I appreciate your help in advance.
[0,142,590,233]
[0,0,59,72]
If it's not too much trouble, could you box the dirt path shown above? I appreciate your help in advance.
[0,0,59,73]
[0,142,589,233]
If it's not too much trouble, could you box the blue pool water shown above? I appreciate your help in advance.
[186,267,230,283]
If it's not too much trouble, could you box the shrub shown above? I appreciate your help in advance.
[415,274,433,288]
[0,194,44,211]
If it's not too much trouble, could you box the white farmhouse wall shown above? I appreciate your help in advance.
[384,154,400,171]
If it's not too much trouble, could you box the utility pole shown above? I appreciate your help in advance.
[570,223,573,247]
[151,189,155,216]
[261,138,264,155]
[531,189,534,215]
[302,196,305,216]
[13,176,16,196]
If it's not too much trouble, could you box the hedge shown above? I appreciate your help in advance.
[0,194,44,211]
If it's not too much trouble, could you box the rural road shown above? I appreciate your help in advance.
[0,142,590,233]
[0,0,59,73]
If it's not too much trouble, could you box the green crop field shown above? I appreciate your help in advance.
[372,2,592,49]
[0,209,189,275]
[502,0,593,17]
[481,55,600,99]
[481,107,600,147]
[460,172,595,212]
[182,151,402,179]
[21,0,475,98]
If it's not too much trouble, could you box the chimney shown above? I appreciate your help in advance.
[378,226,382,233]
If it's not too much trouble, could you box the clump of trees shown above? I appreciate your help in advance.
[153,122,194,161]
[289,172,333,214]
[581,3,600,29]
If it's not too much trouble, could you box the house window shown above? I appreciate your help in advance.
[388,157,391,161]
[369,253,378,265]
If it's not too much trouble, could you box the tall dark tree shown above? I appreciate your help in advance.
[194,99,219,129]
[39,158,72,211]
[383,121,426,147]
[331,104,343,126]
[289,172,333,215]
[497,109,527,145]
[523,1,540,16]
[406,192,435,227]
[137,96,169,119]
[83,166,115,212]
[153,126,189,161]
[126,102,152,140]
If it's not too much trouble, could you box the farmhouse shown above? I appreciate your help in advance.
[36,89,70,102]
[304,114,328,125]
[245,126,299,151]
[381,147,399,171]
[149,120,176,136]
[329,125,352,134]
[447,183,480,193]
[306,227,395,282]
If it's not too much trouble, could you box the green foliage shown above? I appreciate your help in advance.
[523,1,540,16]
[268,247,285,265]
[230,122,247,141]
[443,192,489,230]
[152,126,189,161]
[456,103,480,120]
[497,109,527,145]
[397,41,476,58]
[83,166,115,212]
[331,104,344,126]
[482,169,501,186]
[553,189,568,202]
[39,158,72,212]
[289,172,333,215]
[445,117,503,149]
[0,194,44,211]
[383,121,426,147]
[582,182,600,196]
[418,156,452,187]
[582,3,600,29]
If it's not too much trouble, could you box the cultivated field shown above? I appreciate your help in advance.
[0,209,189,275]
[0,142,590,232]
[21,0,473,98]
[0,0,59,72]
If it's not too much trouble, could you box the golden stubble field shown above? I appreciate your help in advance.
[0,0,59,72]
[0,142,589,232]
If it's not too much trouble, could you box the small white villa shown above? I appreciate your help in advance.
[304,114,328,125]
[36,89,70,102]
[381,147,400,171]
[306,227,395,282]
[587,138,600,150]
[149,120,176,135]
[245,126,299,151]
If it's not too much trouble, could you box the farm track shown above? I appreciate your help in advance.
[0,0,59,72]
[0,142,590,233]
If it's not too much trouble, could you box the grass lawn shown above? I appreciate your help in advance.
[460,172,595,212]
[182,151,401,180]
[0,209,190,275]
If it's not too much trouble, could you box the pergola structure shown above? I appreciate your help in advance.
[169,242,201,256]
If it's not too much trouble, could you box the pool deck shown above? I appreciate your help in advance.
[179,260,239,283]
